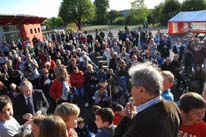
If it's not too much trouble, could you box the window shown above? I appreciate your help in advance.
[34,28,37,33]
[38,28,40,33]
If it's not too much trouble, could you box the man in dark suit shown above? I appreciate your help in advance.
[13,80,49,124]
[114,62,181,137]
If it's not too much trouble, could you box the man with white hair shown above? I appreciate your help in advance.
[114,62,181,137]
[109,52,119,72]
[13,80,49,124]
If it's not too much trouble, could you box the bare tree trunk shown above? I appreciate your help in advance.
[75,20,81,31]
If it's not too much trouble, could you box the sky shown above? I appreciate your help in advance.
[0,0,183,18]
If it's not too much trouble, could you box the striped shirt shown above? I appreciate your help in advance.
[136,96,162,113]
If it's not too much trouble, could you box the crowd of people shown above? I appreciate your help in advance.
[0,25,206,137]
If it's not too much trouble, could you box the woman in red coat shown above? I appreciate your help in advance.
[50,65,72,103]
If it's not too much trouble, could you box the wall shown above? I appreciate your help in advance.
[21,23,44,47]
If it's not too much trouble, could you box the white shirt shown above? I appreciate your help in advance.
[61,81,70,101]
[136,96,162,113]
[0,117,21,137]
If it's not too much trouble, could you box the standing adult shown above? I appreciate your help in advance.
[114,62,181,137]
[50,65,72,103]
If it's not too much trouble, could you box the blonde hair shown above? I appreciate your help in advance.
[54,103,80,122]
[87,64,93,71]
[162,70,174,83]
[56,65,69,81]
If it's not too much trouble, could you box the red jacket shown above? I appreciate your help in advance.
[50,79,71,100]
[70,71,85,88]
[113,112,123,125]
[50,60,56,70]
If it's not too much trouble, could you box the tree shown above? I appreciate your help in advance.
[126,0,150,25]
[126,8,150,25]
[59,0,95,30]
[149,3,164,25]
[107,10,122,24]
[43,17,64,30]
[94,0,109,24]
[131,0,146,9]
[160,0,181,25]
[182,0,206,11]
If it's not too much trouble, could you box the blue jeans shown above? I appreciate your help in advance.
[73,87,85,97]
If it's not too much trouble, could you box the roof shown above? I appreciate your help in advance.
[0,14,46,26]
[169,10,206,22]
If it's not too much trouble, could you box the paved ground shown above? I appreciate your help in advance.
[88,26,168,40]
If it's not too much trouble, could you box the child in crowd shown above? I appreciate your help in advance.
[31,115,45,137]
[113,104,124,126]
[0,95,30,137]
[179,92,206,137]
[39,115,67,137]
[75,117,91,137]
[161,70,174,101]
[54,102,80,137]
[95,108,114,137]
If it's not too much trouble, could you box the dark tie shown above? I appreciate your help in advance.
[27,97,35,114]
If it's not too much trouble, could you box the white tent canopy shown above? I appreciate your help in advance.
[168,10,206,34]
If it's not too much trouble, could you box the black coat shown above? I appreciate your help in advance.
[114,100,181,137]
[13,89,49,124]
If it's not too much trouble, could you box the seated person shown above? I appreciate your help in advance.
[75,117,90,137]
[94,83,111,108]
[113,104,124,126]
[13,80,49,124]
[0,95,30,137]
